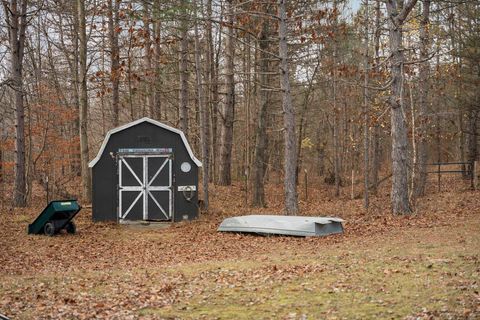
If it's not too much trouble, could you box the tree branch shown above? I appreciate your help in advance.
[397,0,419,23]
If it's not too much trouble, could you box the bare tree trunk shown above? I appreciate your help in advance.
[332,0,340,197]
[414,0,431,198]
[252,4,272,207]
[459,111,466,176]
[126,31,136,120]
[467,110,478,181]
[0,132,3,200]
[243,35,252,204]
[77,0,92,203]
[179,5,189,134]
[409,82,417,200]
[363,0,370,209]
[333,63,340,195]
[107,0,120,126]
[3,0,28,207]
[447,9,466,177]
[205,0,213,126]
[218,0,235,186]
[371,0,381,194]
[316,122,326,176]
[193,0,209,210]
[386,0,417,214]
[0,126,3,199]
[278,0,298,215]
[100,18,107,135]
[296,62,319,185]
[152,0,162,120]
[205,0,216,182]
[142,0,155,119]
[210,19,221,183]
[69,1,82,176]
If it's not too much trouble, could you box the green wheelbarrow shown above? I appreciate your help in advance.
[28,200,82,236]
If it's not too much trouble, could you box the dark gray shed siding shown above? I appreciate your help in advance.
[91,121,199,222]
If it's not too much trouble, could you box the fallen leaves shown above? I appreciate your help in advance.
[0,177,479,319]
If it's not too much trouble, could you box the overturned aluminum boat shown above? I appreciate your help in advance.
[217,215,344,237]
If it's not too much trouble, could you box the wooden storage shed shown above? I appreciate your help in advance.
[88,117,202,222]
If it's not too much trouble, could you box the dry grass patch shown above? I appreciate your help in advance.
[0,180,479,319]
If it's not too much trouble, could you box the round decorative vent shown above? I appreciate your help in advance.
[181,162,191,173]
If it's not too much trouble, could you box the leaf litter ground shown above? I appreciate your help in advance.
[0,177,479,319]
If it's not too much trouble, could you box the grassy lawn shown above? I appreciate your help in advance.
[1,183,479,319]
[139,221,479,320]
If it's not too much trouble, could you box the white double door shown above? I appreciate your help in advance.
[118,154,173,221]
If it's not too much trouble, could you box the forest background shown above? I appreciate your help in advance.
[0,0,479,213]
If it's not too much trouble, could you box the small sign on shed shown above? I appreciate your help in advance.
[88,117,202,222]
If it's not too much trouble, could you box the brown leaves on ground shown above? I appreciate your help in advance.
[0,176,479,319]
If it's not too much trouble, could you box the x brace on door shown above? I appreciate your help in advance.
[118,155,172,221]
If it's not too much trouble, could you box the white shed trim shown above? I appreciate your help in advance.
[88,117,202,168]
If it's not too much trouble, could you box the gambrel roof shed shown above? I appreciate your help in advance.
[89,117,202,168]
[88,117,201,222]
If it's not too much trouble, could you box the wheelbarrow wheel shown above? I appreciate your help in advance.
[66,221,76,234]
[44,222,56,236]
